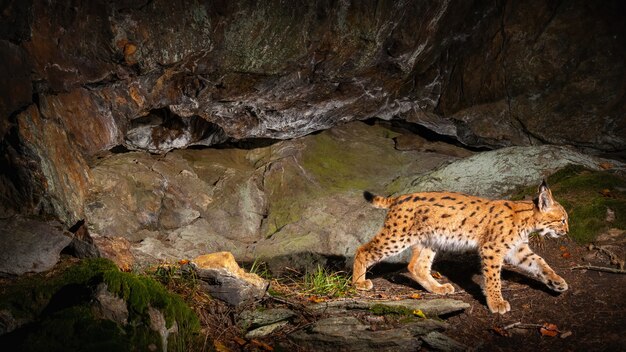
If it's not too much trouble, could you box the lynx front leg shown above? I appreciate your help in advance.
[506,243,568,292]
[408,245,454,294]
[480,247,510,314]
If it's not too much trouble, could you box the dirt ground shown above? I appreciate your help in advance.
[363,237,626,351]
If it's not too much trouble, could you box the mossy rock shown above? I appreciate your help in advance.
[511,165,626,243]
[0,258,200,351]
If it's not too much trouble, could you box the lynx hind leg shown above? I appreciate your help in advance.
[353,229,408,291]
[408,245,454,295]
[353,242,375,291]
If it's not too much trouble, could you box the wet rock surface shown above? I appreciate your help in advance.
[1,0,625,223]
[82,121,623,270]
[85,121,454,268]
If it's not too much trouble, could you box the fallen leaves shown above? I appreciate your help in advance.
[492,326,510,337]
[559,245,572,259]
[412,309,427,319]
[493,322,567,338]
[599,161,614,170]
[409,293,422,300]
[539,323,559,337]
[431,271,443,279]
[308,296,326,303]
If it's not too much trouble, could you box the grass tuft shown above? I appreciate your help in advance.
[301,265,355,298]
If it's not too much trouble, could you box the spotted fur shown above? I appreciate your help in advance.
[353,181,569,314]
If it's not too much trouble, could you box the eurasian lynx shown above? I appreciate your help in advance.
[353,181,568,314]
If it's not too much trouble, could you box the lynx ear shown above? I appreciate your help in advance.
[536,179,553,212]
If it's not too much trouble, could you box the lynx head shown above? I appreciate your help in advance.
[533,180,569,238]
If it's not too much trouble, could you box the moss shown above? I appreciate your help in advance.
[510,165,626,243]
[369,304,415,316]
[0,258,200,351]
[1,306,133,352]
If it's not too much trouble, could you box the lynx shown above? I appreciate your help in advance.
[353,181,569,314]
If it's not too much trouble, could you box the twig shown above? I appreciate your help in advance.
[503,322,542,330]
[571,265,626,274]
[594,244,625,270]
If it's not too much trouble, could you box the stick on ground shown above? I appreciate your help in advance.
[570,265,626,274]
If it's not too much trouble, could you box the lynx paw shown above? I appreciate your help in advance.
[547,276,568,292]
[487,298,511,314]
[354,279,373,291]
[431,283,455,295]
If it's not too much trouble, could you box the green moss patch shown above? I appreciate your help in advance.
[369,304,416,316]
[0,258,200,351]
[511,165,626,243]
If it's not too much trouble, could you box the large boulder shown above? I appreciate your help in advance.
[85,121,455,268]
[84,121,623,270]
[0,216,71,276]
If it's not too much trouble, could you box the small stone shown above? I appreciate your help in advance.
[245,321,288,339]
[148,307,178,352]
[192,252,268,306]
[92,283,129,325]
[239,308,295,329]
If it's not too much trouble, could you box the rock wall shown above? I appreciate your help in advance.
[1,0,625,222]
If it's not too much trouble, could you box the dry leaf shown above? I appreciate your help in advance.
[178,259,189,265]
[213,340,231,352]
[409,293,422,299]
[562,252,571,259]
[599,162,614,170]
[412,309,427,319]
[233,336,246,346]
[308,296,325,303]
[559,246,567,252]
[492,326,510,337]
[250,339,274,351]
[431,271,442,279]
[539,322,559,337]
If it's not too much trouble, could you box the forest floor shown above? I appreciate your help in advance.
[363,234,626,351]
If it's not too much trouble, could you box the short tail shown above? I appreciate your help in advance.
[363,191,394,209]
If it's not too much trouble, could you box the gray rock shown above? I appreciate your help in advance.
[0,310,18,335]
[0,217,71,275]
[92,283,129,325]
[309,298,469,317]
[400,145,624,198]
[86,122,456,268]
[422,331,467,352]
[289,315,447,352]
[239,308,296,330]
[192,252,268,306]
[245,321,289,339]
[148,306,178,352]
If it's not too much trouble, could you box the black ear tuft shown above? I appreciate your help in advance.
[540,179,549,189]
[363,191,375,203]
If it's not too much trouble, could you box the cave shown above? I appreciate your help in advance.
[1,1,625,351]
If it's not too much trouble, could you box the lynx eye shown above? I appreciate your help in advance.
[561,219,566,225]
